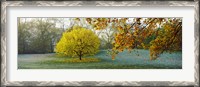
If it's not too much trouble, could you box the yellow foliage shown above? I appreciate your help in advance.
[56,26,100,59]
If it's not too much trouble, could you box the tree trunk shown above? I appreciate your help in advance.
[79,51,82,60]
[50,39,53,53]
[23,38,25,53]
[79,55,82,60]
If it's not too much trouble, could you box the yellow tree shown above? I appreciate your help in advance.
[56,26,100,60]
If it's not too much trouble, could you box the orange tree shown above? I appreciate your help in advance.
[75,18,182,60]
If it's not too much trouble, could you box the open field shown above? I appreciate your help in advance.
[18,49,182,69]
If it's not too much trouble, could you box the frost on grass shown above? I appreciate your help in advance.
[18,50,182,69]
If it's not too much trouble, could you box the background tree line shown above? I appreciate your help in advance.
[18,18,62,54]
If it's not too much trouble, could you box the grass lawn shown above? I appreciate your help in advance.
[18,49,182,69]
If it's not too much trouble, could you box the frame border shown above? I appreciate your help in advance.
[1,0,199,87]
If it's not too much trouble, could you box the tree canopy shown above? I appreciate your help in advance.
[56,26,100,60]
[84,18,182,60]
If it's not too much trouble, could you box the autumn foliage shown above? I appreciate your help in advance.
[85,18,182,60]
